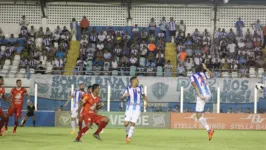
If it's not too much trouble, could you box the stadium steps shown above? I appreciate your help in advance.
[165,43,177,77]
[63,41,80,75]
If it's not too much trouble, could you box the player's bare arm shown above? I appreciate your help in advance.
[64,94,74,107]
[120,93,129,101]
[191,82,206,100]
[202,63,214,78]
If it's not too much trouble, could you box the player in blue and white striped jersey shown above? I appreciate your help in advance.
[120,76,148,144]
[64,81,85,134]
[190,64,215,141]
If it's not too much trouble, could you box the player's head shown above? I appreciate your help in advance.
[0,76,4,86]
[16,79,22,87]
[130,76,139,87]
[87,85,92,94]
[92,84,100,95]
[195,64,203,73]
[78,81,84,91]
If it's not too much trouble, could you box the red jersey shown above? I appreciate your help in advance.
[82,93,100,114]
[0,86,5,107]
[11,87,27,108]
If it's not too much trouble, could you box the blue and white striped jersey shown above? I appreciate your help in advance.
[123,86,144,112]
[72,90,85,108]
[190,72,211,97]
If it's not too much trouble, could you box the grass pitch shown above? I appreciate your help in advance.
[1,127,266,150]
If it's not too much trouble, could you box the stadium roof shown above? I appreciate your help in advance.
[0,0,265,5]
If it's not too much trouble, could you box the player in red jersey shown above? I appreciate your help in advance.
[74,84,109,142]
[77,85,92,132]
[0,76,9,136]
[4,79,30,134]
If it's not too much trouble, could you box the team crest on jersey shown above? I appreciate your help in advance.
[151,82,168,100]
[15,93,22,99]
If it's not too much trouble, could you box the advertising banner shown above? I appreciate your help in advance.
[55,111,170,128]
[31,75,259,103]
[170,113,266,130]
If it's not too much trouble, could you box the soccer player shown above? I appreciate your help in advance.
[78,85,92,132]
[74,84,109,142]
[190,64,215,141]
[0,76,9,136]
[5,79,30,134]
[64,81,85,134]
[20,100,35,127]
[120,76,148,143]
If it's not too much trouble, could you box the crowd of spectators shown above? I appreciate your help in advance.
[1,15,266,77]
[175,17,266,77]
[0,15,72,75]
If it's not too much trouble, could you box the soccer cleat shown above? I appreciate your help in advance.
[71,131,76,135]
[126,137,131,144]
[1,127,7,132]
[12,130,16,134]
[208,129,214,141]
[93,133,102,140]
[73,139,82,142]
[20,124,24,127]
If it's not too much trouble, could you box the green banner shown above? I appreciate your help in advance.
[55,111,170,129]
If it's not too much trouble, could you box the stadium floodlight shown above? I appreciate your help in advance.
[223,0,229,4]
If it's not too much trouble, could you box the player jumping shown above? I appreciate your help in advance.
[120,76,148,143]
[4,79,30,134]
[0,76,9,136]
[64,81,85,134]
[74,84,109,142]
[20,100,36,127]
[191,64,215,141]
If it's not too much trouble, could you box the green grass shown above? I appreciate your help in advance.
[1,128,266,150]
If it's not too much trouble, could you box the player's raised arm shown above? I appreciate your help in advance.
[202,63,214,78]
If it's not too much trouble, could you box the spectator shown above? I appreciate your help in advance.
[132,24,139,36]
[227,28,236,40]
[236,108,243,113]
[159,17,167,35]
[227,108,233,113]
[19,15,29,27]
[120,55,129,67]
[146,53,155,67]
[177,49,187,64]
[245,108,251,113]
[70,18,79,40]
[53,26,61,41]
[55,57,64,69]
[164,60,173,77]
[177,63,185,76]
[56,49,65,59]
[158,30,165,41]
[149,106,155,112]
[103,62,110,75]
[168,17,177,41]
[98,31,106,42]
[149,18,156,36]
[147,41,156,53]
[115,27,124,35]
[129,55,138,66]
[178,20,186,35]
[96,41,104,51]
[235,17,245,37]
[263,25,266,48]
[155,106,163,112]
[167,107,171,112]
[19,57,27,68]
[36,27,44,38]
[156,51,164,65]
[45,27,53,37]
[172,105,179,112]
[111,58,118,70]
[185,58,194,71]
[113,44,122,57]
[20,26,28,38]
[80,16,90,33]
[252,19,263,40]
[36,61,46,74]
[227,41,236,59]
[28,57,37,69]
[93,63,102,75]
[140,28,148,42]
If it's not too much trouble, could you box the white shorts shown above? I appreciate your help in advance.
[124,110,141,123]
[71,107,78,118]
[195,95,211,113]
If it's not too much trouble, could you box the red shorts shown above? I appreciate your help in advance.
[81,112,103,126]
[7,106,22,118]
[0,108,5,117]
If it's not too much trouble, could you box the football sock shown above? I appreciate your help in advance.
[71,120,76,131]
[128,126,135,138]
[76,126,89,140]
[0,118,5,131]
[5,117,9,129]
[125,125,130,135]
[21,119,26,125]
[14,120,18,131]
[95,122,107,134]
[33,120,36,127]
[199,117,210,131]
[78,120,82,131]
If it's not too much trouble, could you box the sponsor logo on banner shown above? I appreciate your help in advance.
[170,113,266,130]
[152,82,169,100]
[59,113,71,125]
[152,114,166,127]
